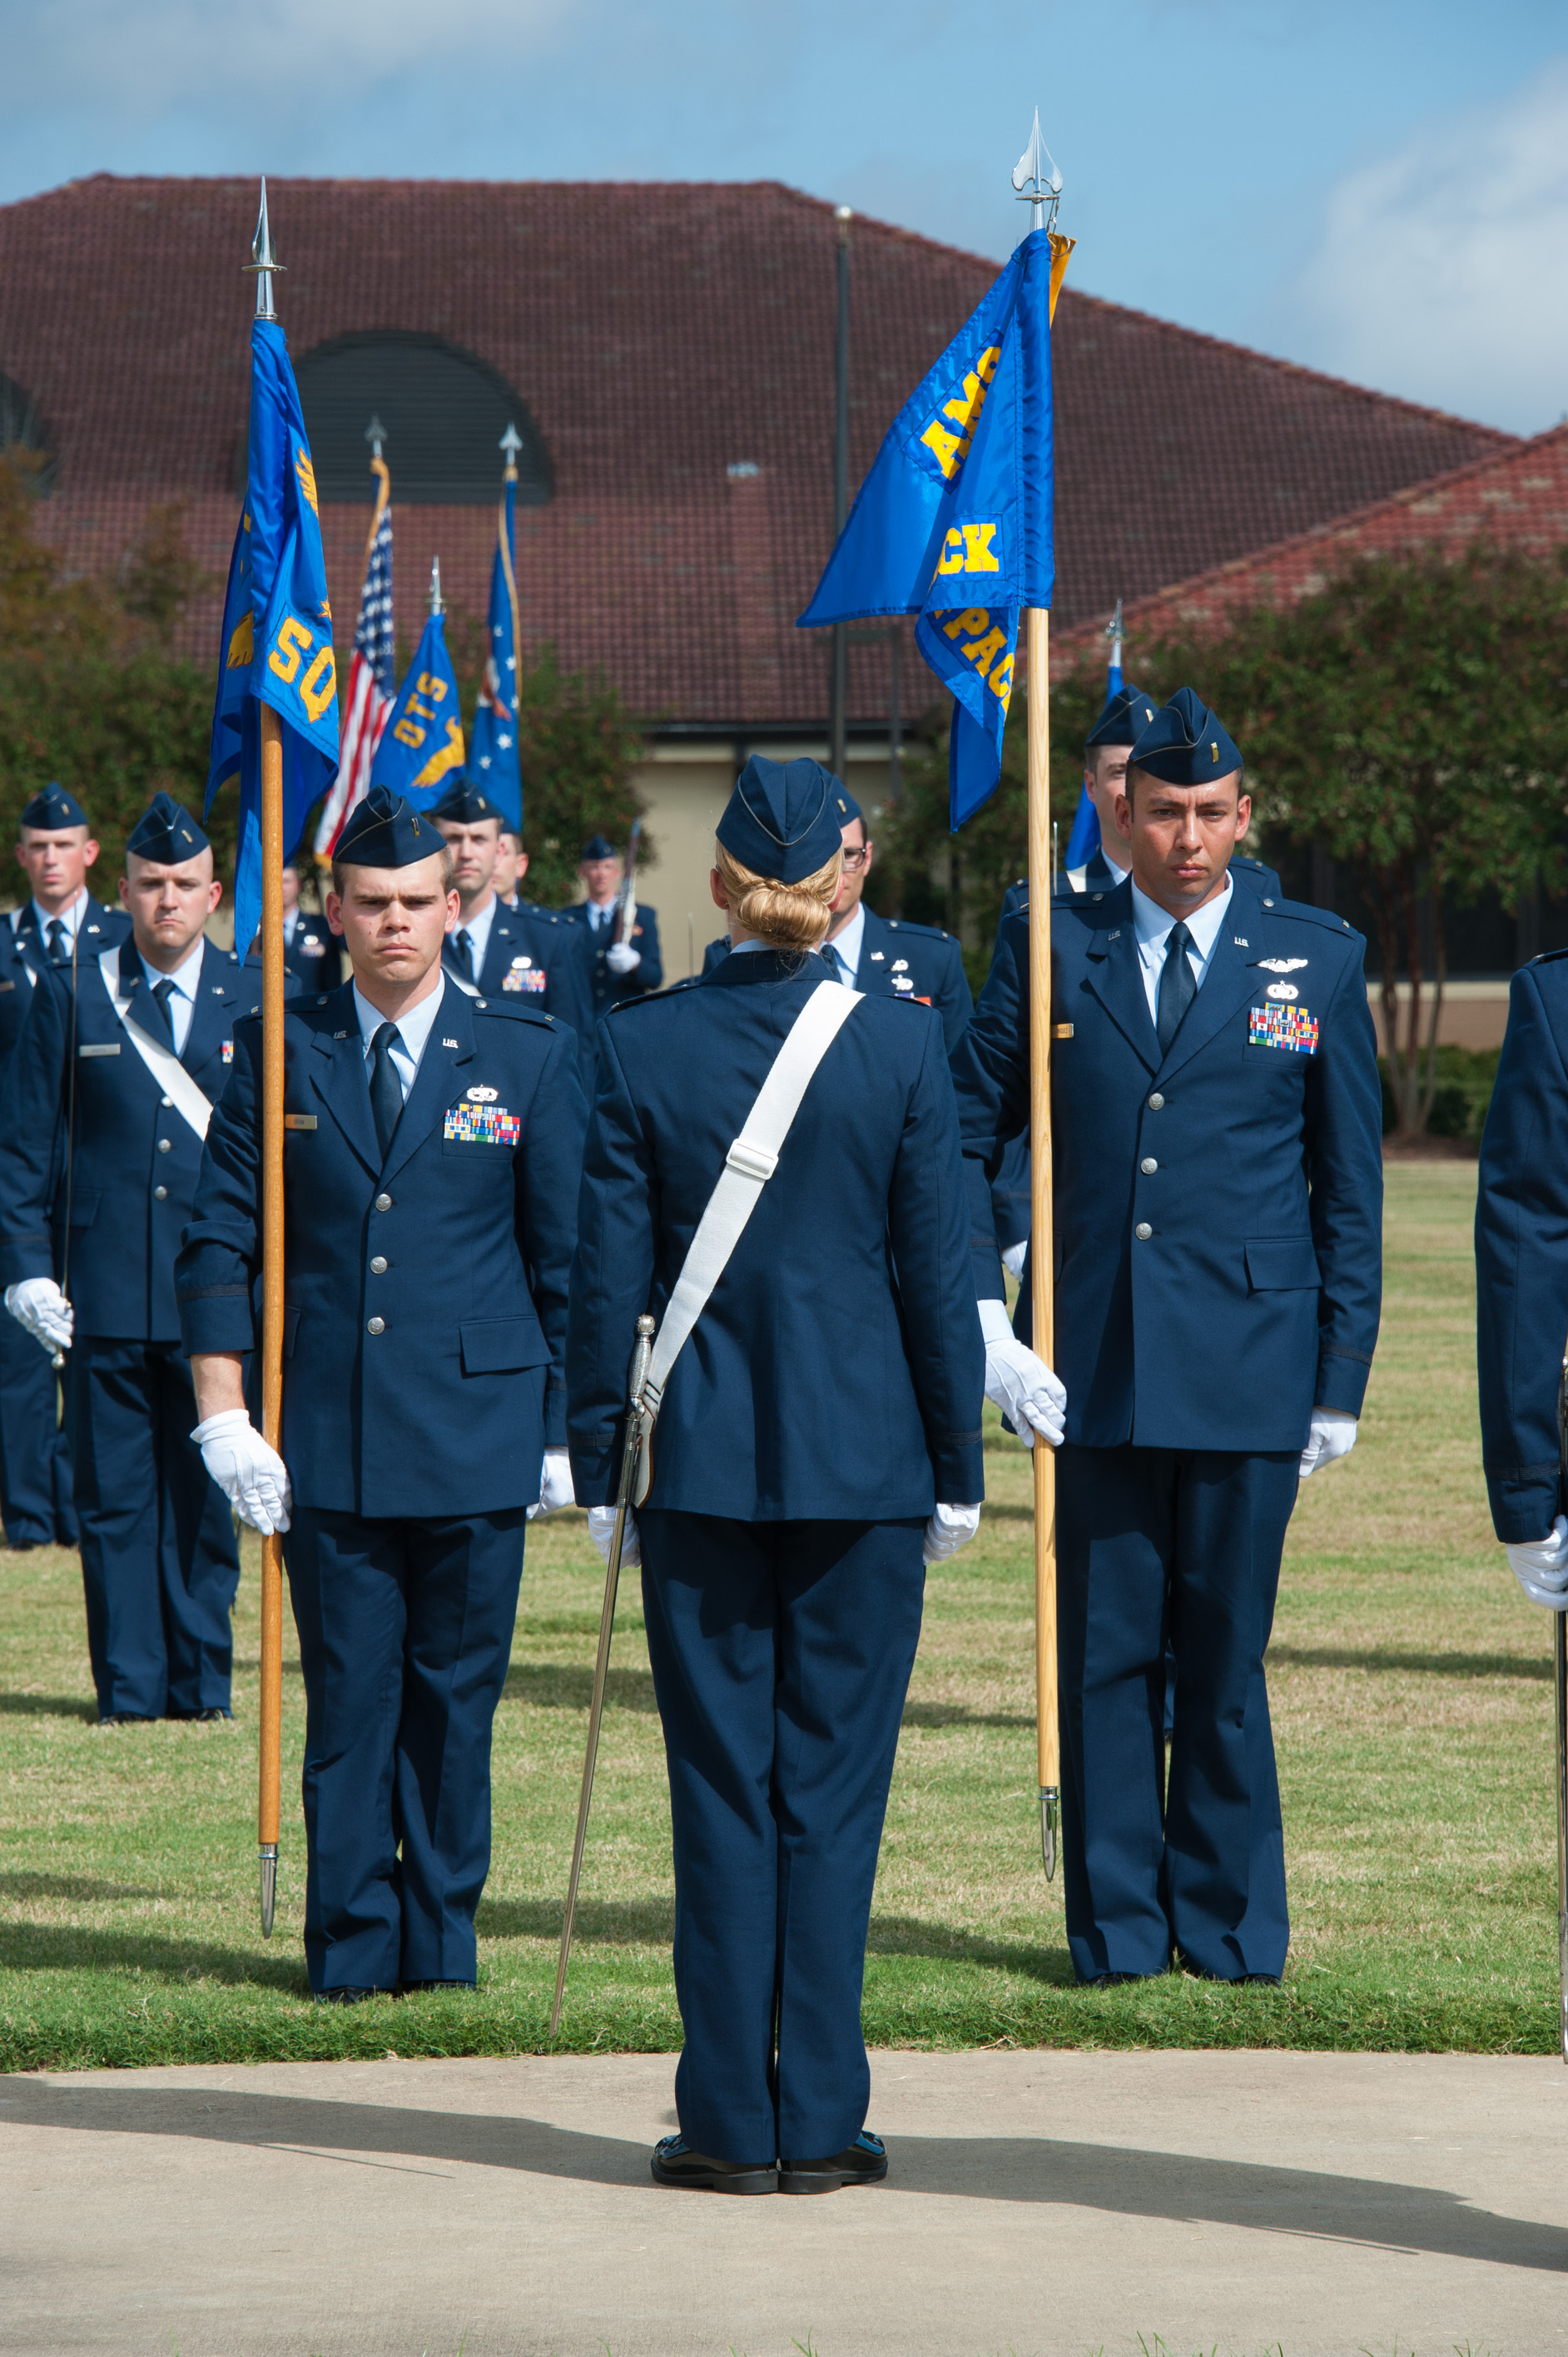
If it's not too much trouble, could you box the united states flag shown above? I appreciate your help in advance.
[314,490,394,861]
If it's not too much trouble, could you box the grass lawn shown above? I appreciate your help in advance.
[2,1162,1561,2068]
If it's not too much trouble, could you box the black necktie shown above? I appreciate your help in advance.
[369,1022,405,1162]
[821,943,848,985]
[47,919,69,965]
[150,978,178,1047]
[454,928,476,983]
[1155,921,1197,1056]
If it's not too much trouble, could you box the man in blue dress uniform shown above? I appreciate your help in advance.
[0,793,261,1723]
[571,832,663,1017]
[1056,682,1157,896]
[703,786,972,1048]
[179,786,583,2000]
[280,862,341,991]
[0,785,128,1552]
[1476,951,1568,1614]
[950,688,1383,1983]
[569,755,985,2191]
[431,782,594,1073]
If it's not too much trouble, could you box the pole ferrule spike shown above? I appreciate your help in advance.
[260,1843,278,1938]
[1040,1787,1060,1881]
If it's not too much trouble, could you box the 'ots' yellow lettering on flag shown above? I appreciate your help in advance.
[915,345,1000,482]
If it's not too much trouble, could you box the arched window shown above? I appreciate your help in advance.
[0,374,59,497]
[280,333,552,505]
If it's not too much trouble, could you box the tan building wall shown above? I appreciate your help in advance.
[629,742,901,980]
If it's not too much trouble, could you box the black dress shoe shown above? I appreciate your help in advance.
[650,2133,776,2195]
[777,2130,887,2196]
[166,1706,234,1723]
[312,1986,385,2006]
[97,1713,156,1729]
[1080,1970,1147,1987]
[399,1978,474,1994]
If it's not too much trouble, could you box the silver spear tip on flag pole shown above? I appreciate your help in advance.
[1011,108,1063,234]
[365,414,388,461]
[429,555,445,615]
[1104,597,1124,645]
[499,422,522,482]
[245,177,284,320]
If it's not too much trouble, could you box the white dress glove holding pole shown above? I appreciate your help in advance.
[1000,1240,1029,1282]
[1298,1407,1357,1480]
[604,942,641,975]
[1506,1516,1568,1610]
[923,1502,981,1565]
[191,1409,292,1536]
[528,1447,576,1521]
[6,1278,72,1355]
[588,1502,640,1569]
[979,1297,1065,1449]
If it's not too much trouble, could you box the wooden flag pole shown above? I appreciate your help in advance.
[1025,605,1059,1878]
[258,702,286,1936]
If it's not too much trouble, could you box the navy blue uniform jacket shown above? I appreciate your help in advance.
[567,950,985,1521]
[950,880,1383,1453]
[567,898,664,1018]
[0,898,131,1069]
[1476,954,1568,1541]
[283,916,341,992]
[0,940,267,1342]
[702,912,972,1054]
[176,975,584,1519]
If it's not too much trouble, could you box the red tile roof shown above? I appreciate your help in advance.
[0,174,1516,728]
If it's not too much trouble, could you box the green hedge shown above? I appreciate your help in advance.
[1377,1045,1500,1141]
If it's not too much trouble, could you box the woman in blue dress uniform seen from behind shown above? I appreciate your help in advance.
[568,756,987,2196]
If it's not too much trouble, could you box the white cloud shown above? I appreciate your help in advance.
[0,0,568,124]
[1288,57,1568,434]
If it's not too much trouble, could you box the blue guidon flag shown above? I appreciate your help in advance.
[370,600,467,810]
[799,226,1067,830]
[206,319,340,959]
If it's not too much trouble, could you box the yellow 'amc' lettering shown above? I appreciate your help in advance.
[917,345,1001,482]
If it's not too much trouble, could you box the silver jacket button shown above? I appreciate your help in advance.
[153,1184,167,1202]
[1135,1222,1152,1241]
[1147,1092,1164,1110]
[1140,1157,1158,1175]
[375,1193,392,1212]
[370,1256,387,1275]
[157,1137,172,1153]
[366,1316,385,1337]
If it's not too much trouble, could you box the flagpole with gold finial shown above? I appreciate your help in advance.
[243,179,287,1938]
[1013,112,1074,1878]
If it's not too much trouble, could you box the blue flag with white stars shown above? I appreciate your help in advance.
[369,611,467,809]
[206,318,340,960]
[799,227,1060,831]
[469,474,522,831]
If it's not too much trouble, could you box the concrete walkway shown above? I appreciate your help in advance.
[2,2047,1565,2357]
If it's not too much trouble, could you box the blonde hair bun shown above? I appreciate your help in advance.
[714,841,843,955]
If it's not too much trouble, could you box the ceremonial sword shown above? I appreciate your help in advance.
[549,1312,656,2037]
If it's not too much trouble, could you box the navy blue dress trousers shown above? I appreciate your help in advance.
[179,973,583,1992]
[950,877,1382,1980]
[568,949,983,2159]
[0,937,263,1716]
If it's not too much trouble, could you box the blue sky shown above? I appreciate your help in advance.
[2,0,1564,433]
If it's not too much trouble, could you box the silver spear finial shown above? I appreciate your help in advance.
[1011,108,1063,235]
[244,177,284,320]
[365,414,388,462]
[499,422,522,482]
[429,556,445,616]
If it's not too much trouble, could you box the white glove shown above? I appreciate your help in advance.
[978,1298,1065,1449]
[6,1278,72,1355]
[924,1502,980,1565]
[587,1502,640,1569]
[1000,1240,1029,1281]
[1298,1407,1358,1480]
[1506,1516,1568,1610]
[528,1448,575,1521]
[191,1408,292,1535]
[604,941,641,976]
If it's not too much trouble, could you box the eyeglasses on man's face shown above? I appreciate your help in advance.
[841,844,871,871]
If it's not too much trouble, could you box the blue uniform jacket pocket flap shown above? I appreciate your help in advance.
[459,1317,550,1375]
[1244,1236,1322,1292]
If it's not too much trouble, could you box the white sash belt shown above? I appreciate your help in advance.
[98,946,214,1142]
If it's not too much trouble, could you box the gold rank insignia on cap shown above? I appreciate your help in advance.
[1211,742,1218,761]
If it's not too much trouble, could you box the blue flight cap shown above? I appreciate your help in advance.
[581,834,618,861]
[335,785,445,869]
[1085,682,1157,752]
[432,782,501,826]
[1129,687,1242,785]
[126,792,209,864]
[717,757,845,884]
[828,781,863,830]
[18,783,89,833]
